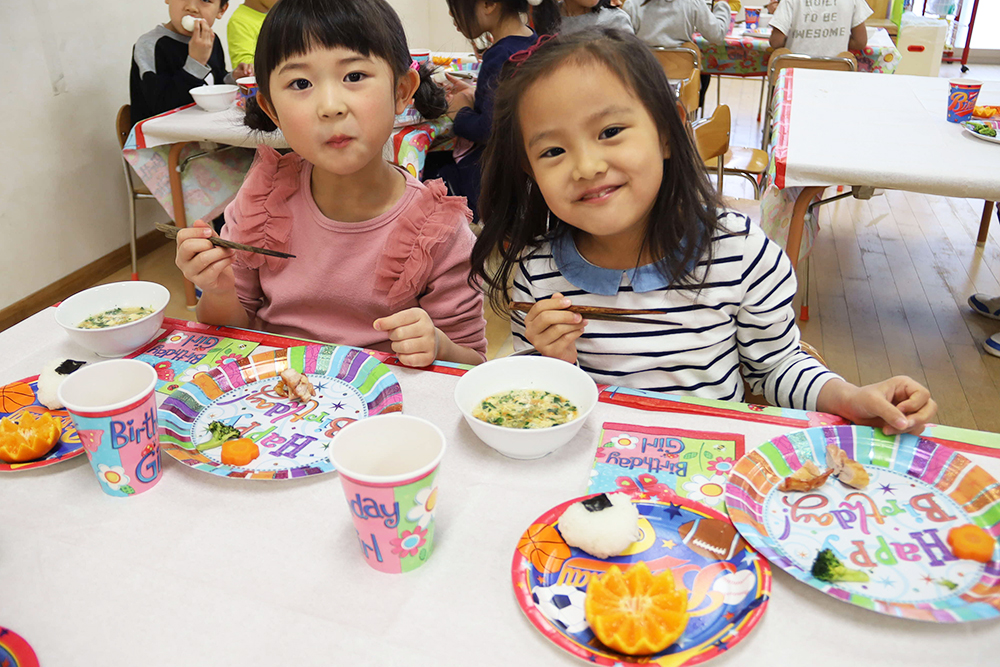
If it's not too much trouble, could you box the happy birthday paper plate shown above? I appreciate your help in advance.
[0,375,83,471]
[0,627,39,667]
[512,495,770,666]
[159,345,403,479]
[726,425,1000,622]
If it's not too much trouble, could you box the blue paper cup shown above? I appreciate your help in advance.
[947,79,981,123]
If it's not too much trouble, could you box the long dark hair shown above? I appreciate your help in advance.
[245,0,446,131]
[470,28,724,317]
[446,0,561,40]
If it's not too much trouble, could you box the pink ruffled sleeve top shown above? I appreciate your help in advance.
[222,147,487,359]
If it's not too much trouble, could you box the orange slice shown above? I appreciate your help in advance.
[584,561,689,655]
[0,411,62,463]
[948,524,996,563]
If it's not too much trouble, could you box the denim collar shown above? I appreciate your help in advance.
[550,231,675,296]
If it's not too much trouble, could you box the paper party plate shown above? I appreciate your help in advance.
[726,425,1000,622]
[159,345,402,479]
[512,495,770,666]
[0,375,83,471]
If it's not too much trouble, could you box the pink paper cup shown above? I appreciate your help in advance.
[57,359,162,497]
[328,415,446,574]
[947,79,982,123]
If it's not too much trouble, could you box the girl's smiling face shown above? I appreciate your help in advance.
[519,59,669,266]
[261,46,416,178]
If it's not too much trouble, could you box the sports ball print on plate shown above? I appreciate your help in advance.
[159,345,403,479]
[0,376,83,471]
[512,495,771,666]
[726,425,1000,622]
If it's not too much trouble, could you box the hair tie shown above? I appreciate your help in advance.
[508,34,557,71]
[410,60,421,70]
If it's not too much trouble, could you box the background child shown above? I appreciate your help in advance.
[175,0,487,367]
[622,0,732,108]
[470,28,936,433]
[769,0,871,57]
[130,0,252,124]
[559,0,634,35]
[424,0,558,221]
[227,0,278,69]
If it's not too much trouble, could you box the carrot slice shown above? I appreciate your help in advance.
[221,438,260,467]
[947,524,996,563]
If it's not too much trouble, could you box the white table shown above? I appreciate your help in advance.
[772,69,1000,269]
[2,308,999,666]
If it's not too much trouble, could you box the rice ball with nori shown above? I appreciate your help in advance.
[37,359,87,409]
[557,493,641,559]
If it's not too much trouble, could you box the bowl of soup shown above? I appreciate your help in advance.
[454,356,599,459]
[55,281,170,357]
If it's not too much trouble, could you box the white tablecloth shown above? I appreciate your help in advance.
[781,69,1000,199]
[2,308,999,666]
[127,104,288,150]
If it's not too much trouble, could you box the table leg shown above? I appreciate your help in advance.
[978,201,995,246]
[786,186,825,320]
[167,141,199,310]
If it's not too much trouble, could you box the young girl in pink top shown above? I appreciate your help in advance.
[175,0,487,367]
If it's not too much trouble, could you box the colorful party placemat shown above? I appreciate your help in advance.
[128,331,261,395]
[726,425,1000,622]
[159,345,402,480]
[512,495,770,667]
[0,375,83,471]
[587,422,746,515]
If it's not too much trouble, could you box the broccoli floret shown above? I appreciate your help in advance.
[811,549,870,583]
[196,421,241,451]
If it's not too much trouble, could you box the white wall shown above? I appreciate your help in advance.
[0,0,464,312]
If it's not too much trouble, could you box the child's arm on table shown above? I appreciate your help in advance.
[816,377,936,436]
[374,309,484,367]
[175,220,250,328]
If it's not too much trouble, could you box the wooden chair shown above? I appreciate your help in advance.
[652,43,702,117]
[116,105,157,281]
[761,48,858,149]
[650,42,701,80]
[676,70,701,118]
[691,104,768,199]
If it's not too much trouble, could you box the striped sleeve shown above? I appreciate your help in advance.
[737,225,840,410]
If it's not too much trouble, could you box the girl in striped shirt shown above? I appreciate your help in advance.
[470,28,936,434]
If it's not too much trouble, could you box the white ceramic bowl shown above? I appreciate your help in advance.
[190,84,238,112]
[454,356,599,460]
[55,281,170,357]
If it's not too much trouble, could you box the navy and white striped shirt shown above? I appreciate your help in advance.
[511,212,840,410]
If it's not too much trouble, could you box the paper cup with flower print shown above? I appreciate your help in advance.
[328,415,446,573]
[57,359,162,497]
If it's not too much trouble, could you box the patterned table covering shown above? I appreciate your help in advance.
[696,28,900,76]
[123,108,455,225]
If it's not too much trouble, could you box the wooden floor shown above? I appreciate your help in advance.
[93,63,1000,432]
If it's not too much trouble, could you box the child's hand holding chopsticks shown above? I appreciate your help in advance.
[174,220,238,296]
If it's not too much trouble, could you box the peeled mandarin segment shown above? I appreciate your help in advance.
[948,524,996,563]
[0,412,61,463]
[585,562,689,656]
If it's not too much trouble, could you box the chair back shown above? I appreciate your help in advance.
[116,104,132,150]
[651,42,701,80]
[767,49,858,87]
[676,70,701,117]
[692,104,730,194]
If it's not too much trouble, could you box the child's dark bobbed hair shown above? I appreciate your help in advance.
[470,28,725,317]
[245,0,447,131]
[446,0,561,40]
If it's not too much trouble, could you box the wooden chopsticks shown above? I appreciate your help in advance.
[509,302,675,325]
[155,222,296,259]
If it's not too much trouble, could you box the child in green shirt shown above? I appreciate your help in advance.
[227,0,277,68]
